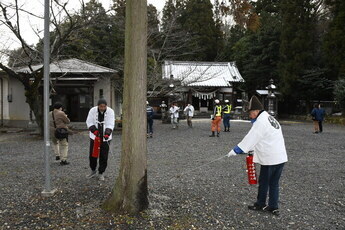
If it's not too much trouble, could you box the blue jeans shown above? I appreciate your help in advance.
[147,118,153,134]
[223,114,230,128]
[255,163,285,209]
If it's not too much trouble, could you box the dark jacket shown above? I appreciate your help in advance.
[311,108,325,121]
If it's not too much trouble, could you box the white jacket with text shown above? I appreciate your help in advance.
[238,111,288,165]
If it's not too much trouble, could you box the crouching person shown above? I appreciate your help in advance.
[227,96,288,216]
[86,99,115,181]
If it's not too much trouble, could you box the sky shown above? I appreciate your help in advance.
[0,0,166,59]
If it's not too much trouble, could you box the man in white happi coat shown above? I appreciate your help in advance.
[227,95,288,216]
[86,98,115,181]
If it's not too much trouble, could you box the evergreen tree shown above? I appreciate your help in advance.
[279,0,317,97]
[221,25,246,62]
[161,0,177,33]
[59,0,113,67]
[227,0,281,94]
[178,0,223,61]
[323,0,345,80]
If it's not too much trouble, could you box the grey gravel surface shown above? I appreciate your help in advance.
[0,119,344,229]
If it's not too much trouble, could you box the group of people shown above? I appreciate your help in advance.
[50,96,289,216]
[209,99,232,137]
[146,99,233,138]
[146,101,195,137]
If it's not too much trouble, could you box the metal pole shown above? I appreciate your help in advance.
[1,78,3,127]
[42,0,56,196]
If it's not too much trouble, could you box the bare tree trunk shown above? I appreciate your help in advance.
[26,89,44,134]
[102,0,148,214]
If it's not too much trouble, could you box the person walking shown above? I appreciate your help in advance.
[86,99,115,181]
[318,103,326,133]
[227,96,288,216]
[146,101,154,138]
[184,103,195,128]
[209,99,222,137]
[311,103,324,134]
[222,100,232,132]
[169,102,180,129]
[50,102,70,165]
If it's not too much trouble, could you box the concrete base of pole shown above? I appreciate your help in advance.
[41,188,57,197]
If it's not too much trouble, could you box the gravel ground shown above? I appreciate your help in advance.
[0,119,344,229]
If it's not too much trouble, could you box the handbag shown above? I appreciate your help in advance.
[52,111,68,139]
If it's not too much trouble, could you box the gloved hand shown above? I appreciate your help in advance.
[93,130,99,136]
[227,149,237,157]
[104,134,109,140]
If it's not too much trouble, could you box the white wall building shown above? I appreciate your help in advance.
[0,58,121,127]
[162,60,244,112]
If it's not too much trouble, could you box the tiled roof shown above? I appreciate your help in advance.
[15,58,116,74]
[162,60,244,87]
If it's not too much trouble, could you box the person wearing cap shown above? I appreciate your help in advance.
[227,96,288,216]
[184,103,195,128]
[222,100,232,132]
[146,101,154,138]
[50,102,70,165]
[86,98,115,181]
[210,99,222,137]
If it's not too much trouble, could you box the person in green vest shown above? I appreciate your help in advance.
[222,99,232,132]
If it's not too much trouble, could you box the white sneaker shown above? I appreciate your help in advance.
[98,174,105,181]
[86,170,97,179]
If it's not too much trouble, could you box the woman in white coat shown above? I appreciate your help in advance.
[86,99,115,181]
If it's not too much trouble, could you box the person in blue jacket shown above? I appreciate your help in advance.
[318,103,326,133]
[311,103,325,134]
[146,101,154,138]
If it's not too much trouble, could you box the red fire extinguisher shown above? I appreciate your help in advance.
[246,151,257,185]
[92,136,101,158]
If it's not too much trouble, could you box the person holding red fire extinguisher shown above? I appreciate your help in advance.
[227,95,288,216]
[86,98,115,181]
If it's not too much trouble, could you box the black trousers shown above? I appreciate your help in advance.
[89,138,110,174]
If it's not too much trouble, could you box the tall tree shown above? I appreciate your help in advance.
[161,0,177,32]
[227,0,281,94]
[102,0,148,214]
[279,0,317,97]
[219,0,260,31]
[323,0,345,80]
[58,0,113,67]
[178,0,223,61]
